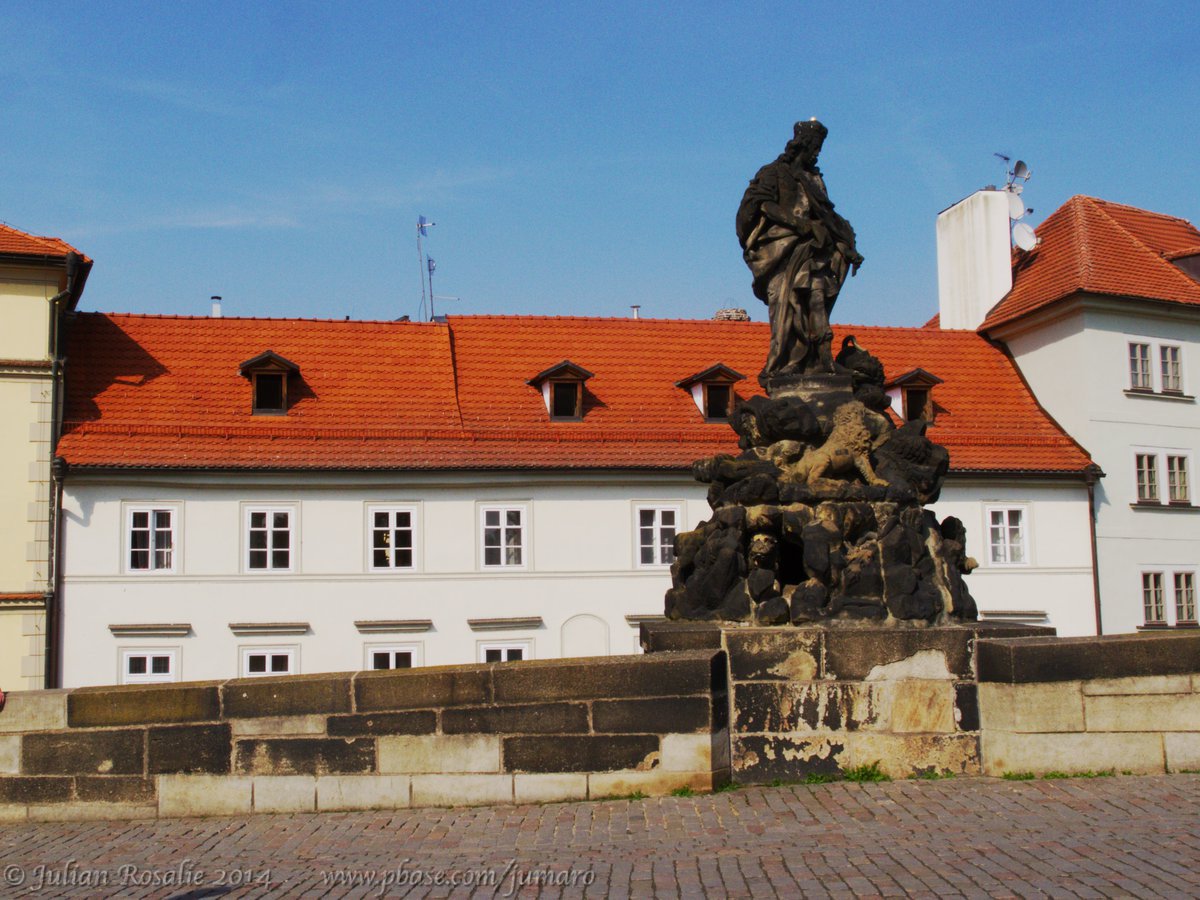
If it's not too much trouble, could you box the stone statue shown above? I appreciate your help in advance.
[736,119,863,383]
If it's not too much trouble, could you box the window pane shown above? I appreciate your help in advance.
[154,510,171,528]
[395,531,412,549]
[641,546,655,565]
[372,652,390,670]
[132,511,149,529]
[483,528,500,548]
[248,654,266,673]
[639,509,655,527]
[484,546,501,566]
[395,511,411,527]
[130,549,149,569]
[395,652,413,669]
[485,510,499,526]
[661,510,676,527]
[552,382,578,418]
[249,550,267,569]
[274,530,290,550]
[255,373,284,410]
[485,648,502,662]
[128,656,147,674]
[374,511,389,528]
[706,385,730,419]
[395,548,413,567]
[271,654,290,672]
[250,511,266,529]
[373,548,390,567]
[249,530,267,550]
[273,512,289,530]
[506,510,521,527]
[506,648,524,661]
[151,656,171,675]
[272,549,290,568]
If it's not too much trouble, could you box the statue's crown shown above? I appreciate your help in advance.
[793,118,828,146]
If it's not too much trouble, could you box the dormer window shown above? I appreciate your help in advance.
[527,360,593,421]
[239,350,300,416]
[675,364,745,422]
[885,368,944,424]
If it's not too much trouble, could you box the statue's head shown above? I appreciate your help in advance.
[788,118,828,164]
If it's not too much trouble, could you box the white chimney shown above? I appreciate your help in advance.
[211,295,223,318]
[936,190,1012,330]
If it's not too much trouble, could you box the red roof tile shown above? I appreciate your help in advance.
[0,222,88,262]
[57,313,1092,475]
[981,196,1200,331]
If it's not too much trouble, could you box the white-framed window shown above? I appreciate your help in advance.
[368,506,417,570]
[127,506,177,573]
[1133,450,1194,506]
[703,383,732,421]
[479,641,531,663]
[1128,340,1186,394]
[1129,342,1152,390]
[240,646,297,677]
[1141,569,1198,627]
[985,505,1028,565]
[1143,572,1166,624]
[1136,453,1160,503]
[1175,572,1197,624]
[1167,455,1190,503]
[120,648,178,684]
[364,643,422,670]
[480,505,526,568]
[1161,345,1183,392]
[245,506,295,571]
[636,505,680,566]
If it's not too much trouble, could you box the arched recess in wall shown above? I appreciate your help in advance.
[560,614,610,658]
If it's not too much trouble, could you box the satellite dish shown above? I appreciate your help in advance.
[1007,192,1026,220]
[1013,160,1030,180]
[1013,222,1038,251]
[1008,183,1023,195]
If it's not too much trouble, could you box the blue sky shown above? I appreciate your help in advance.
[2,2,1197,326]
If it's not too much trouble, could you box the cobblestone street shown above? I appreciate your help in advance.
[1,775,1197,898]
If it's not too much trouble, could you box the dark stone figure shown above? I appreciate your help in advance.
[737,119,863,384]
[665,121,976,627]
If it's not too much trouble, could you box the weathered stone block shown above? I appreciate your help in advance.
[147,724,232,775]
[592,697,710,734]
[712,728,731,771]
[68,684,221,727]
[1084,694,1200,732]
[356,667,491,712]
[978,682,1085,733]
[848,733,980,778]
[640,622,723,653]
[734,681,878,733]
[234,738,375,776]
[27,802,158,823]
[158,775,253,817]
[253,776,316,813]
[0,690,67,733]
[981,731,1165,776]
[0,776,73,804]
[229,715,328,737]
[75,776,157,804]
[378,735,500,774]
[317,775,411,811]
[503,735,660,773]
[223,675,352,719]
[0,805,27,822]
[442,703,588,735]
[492,652,721,703]
[1165,733,1200,771]
[588,770,711,798]
[731,735,847,783]
[327,711,438,737]
[23,730,144,776]
[660,734,712,772]
[725,629,820,682]
[887,681,956,734]
[1081,675,1193,696]
[824,629,971,680]
[410,774,513,807]
[513,773,589,804]
[978,631,1200,684]
[0,736,18,774]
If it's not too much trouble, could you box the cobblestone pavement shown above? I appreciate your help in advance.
[1,775,1198,899]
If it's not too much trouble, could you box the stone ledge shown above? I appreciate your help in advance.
[0,691,67,733]
[317,775,411,811]
[978,631,1200,684]
[158,775,253,817]
[491,651,724,703]
[410,774,513,807]
[68,684,222,728]
[222,674,353,719]
[981,731,1166,776]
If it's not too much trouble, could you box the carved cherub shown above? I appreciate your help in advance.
[783,401,888,487]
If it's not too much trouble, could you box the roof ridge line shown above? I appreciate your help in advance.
[1084,196,1200,296]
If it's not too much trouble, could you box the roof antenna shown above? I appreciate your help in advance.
[996,155,1038,251]
[416,215,435,320]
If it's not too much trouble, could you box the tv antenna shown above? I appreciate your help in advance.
[995,154,1037,251]
[416,215,435,319]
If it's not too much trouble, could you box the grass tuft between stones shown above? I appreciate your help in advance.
[670,786,696,797]
[843,761,891,783]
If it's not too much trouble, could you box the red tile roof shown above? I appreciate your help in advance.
[980,196,1200,331]
[57,313,1093,475]
[0,222,89,262]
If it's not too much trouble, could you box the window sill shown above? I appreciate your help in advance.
[1137,623,1199,631]
[1130,502,1200,512]
[1123,389,1195,403]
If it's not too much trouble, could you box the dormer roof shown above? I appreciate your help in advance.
[885,368,944,390]
[238,350,300,377]
[674,363,746,390]
[526,360,594,387]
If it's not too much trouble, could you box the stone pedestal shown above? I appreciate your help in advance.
[760,373,853,429]
[643,620,1052,782]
